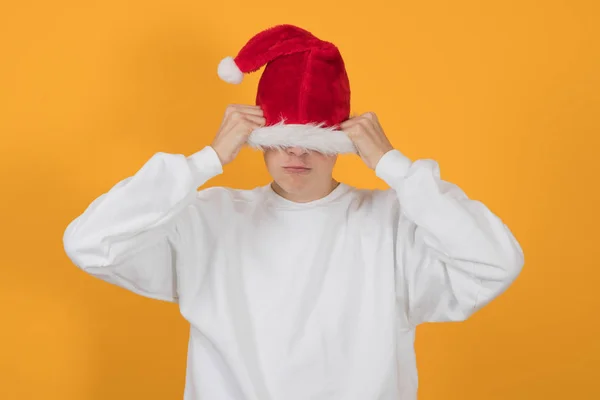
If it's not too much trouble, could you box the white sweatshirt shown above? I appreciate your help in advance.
[63,145,524,400]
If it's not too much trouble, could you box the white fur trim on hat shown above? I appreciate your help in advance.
[247,121,357,154]
[218,56,244,84]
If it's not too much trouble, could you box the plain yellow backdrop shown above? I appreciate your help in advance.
[1,0,598,399]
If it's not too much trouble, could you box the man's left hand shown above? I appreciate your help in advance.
[340,112,394,170]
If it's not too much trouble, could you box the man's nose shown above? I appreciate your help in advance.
[286,146,308,155]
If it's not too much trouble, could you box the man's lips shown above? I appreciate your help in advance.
[283,166,311,171]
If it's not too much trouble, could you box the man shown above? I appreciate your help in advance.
[63,24,524,400]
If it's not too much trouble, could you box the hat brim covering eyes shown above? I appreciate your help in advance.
[247,121,357,155]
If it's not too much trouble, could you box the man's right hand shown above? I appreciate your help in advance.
[211,104,265,165]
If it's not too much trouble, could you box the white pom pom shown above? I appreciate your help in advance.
[217,56,244,84]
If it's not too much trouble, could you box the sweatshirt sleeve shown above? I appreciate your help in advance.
[375,149,524,325]
[63,145,223,303]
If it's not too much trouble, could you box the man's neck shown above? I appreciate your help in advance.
[271,179,340,203]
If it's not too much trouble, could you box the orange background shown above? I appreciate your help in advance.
[1,1,599,399]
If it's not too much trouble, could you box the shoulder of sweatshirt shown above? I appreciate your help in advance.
[343,185,401,216]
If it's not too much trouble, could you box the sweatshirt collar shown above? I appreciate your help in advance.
[263,181,351,209]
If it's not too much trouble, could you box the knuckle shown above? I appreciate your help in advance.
[363,112,377,121]
[346,128,359,137]
[242,119,256,129]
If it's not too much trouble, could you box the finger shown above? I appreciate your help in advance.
[224,105,263,120]
[232,104,264,116]
[360,112,380,128]
[342,126,364,141]
[342,118,374,136]
[373,118,383,131]
[367,113,383,131]
[243,114,266,125]
[231,103,261,109]
[340,118,360,130]
[233,117,263,135]
[362,111,377,121]
[358,117,377,133]
[241,109,265,118]
[225,109,260,126]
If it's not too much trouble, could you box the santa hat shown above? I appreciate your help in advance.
[217,24,357,154]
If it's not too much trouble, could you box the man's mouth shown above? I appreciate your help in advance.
[283,166,311,173]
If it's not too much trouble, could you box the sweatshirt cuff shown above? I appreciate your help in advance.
[375,149,412,186]
[187,146,223,186]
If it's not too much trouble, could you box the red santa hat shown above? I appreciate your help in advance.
[217,24,357,154]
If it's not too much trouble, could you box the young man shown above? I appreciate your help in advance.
[63,24,524,400]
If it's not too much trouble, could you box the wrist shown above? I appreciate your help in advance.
[370,146,394,170]
[210,143,227,165]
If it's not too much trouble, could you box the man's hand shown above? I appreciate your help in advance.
[340,112,394,170]
[211,104,265,165]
